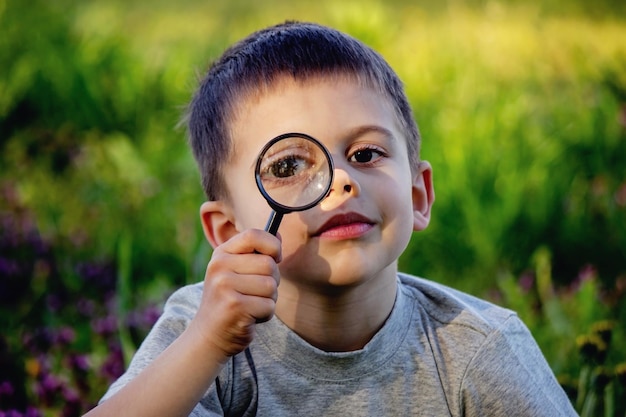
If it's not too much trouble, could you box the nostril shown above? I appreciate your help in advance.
[344,184,352,193]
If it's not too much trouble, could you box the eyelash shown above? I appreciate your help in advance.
[346,145,388,165]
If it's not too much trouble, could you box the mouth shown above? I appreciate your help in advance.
[312,212,376,238]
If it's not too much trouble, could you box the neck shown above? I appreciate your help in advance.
[275,268,398,352]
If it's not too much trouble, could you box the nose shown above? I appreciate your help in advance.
[333,168,360,195]
[320,163,361,210]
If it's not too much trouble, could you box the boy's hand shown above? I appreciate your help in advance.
[191,229,282,360]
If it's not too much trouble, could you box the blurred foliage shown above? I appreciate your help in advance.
[0,0,625,414]
[395,6,626,292]
[497,247,626,415]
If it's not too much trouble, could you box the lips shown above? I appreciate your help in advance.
[312,212,376,237]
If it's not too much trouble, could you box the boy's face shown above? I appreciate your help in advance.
[202,76,433,289]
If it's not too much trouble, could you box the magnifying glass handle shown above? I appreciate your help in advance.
[264,210,284,236]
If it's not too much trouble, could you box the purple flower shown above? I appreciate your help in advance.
[76,297,96,317]
[518,272,534,294]
[68,354,91,395]
[91,315,118,337]
[45,294,64,313]
[23,328,54,354]
[35,372,62,406]
[76,261,116,293]
[61,386,80,403]
[0,257,20,276]
[142,305,161,328]
[1,409,43,417]
[0,380,15,397]
[66,354,89,373]
[1,410,24,417]
[54,327,76,346]
[567,264,598,295]
[100,344,124,381]
[23,407,42,417]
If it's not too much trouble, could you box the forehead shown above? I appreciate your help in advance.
[227,75,401,159]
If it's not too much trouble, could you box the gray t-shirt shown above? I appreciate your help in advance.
[102,273,577,416]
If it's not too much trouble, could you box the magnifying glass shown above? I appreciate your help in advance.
[255,132,334,235]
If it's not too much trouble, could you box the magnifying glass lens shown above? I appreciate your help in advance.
[257,134,332,210]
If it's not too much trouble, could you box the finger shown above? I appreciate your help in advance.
[207,251,280,285]
[220,229,282,261]
[244,295,276,323]
[205,259,279,301]
[224,252,280,277]
[214,285,276,324]
[231,273,279,301]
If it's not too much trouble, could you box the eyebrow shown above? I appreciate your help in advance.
[342,125,396,143]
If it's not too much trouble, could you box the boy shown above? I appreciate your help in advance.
[87,21,576,416]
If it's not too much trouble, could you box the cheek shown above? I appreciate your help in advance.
[231,189,274,231]
[223,162,273,230]
[375,169,413,208]
[273,215,308,249]
[377,172,415,234]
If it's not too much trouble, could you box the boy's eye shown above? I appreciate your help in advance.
[348,148,384,164]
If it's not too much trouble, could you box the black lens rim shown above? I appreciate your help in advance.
[255,132,334,213]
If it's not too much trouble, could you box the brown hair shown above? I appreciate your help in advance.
[187,21,420,200]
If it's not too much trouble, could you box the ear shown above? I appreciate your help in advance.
[199,201,239,248]
[412,161,435,232]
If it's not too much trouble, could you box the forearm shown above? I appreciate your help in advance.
[84,325,226,417]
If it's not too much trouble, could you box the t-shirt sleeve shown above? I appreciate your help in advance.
[460,315,577,416]
[98,284,225,417]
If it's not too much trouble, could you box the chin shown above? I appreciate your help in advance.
[279,238,401,288]
[311,261,396,291]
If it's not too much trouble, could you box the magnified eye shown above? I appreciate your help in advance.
[268,155,303,178]
[260,147,317,189]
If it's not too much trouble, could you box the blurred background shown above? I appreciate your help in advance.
[1,0,625,415]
